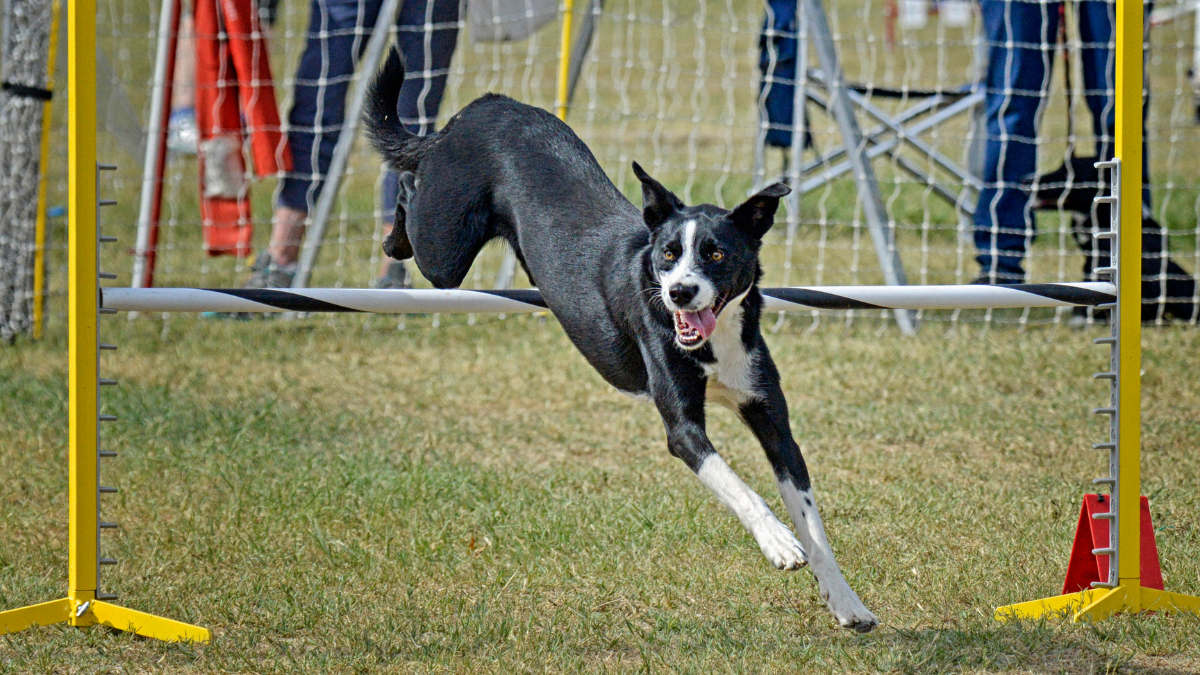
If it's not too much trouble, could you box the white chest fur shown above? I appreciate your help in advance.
[702,294,759,408]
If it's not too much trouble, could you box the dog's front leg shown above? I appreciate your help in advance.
[738,368,878,633]
[645,357,807,571]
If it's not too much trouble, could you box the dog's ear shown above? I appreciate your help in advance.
[632,161,684,231]
[730,183,790,239]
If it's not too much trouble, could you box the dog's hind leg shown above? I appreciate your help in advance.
[382,171,417,261]
[736,360,878,633]
[403,173,497,289]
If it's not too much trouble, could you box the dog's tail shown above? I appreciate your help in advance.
[363,49,427,172]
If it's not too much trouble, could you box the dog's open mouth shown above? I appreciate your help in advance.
[672,300,724,348]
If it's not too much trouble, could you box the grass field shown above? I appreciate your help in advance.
[5,0,1200,670]
[3,315,1200,673]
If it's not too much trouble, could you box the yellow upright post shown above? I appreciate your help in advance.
[67,0,100,617]
[555,0,575,120]
[1112,0,1143,602]
[995,0,1200,623]
[0,0,209,643]
[32,0,61,340]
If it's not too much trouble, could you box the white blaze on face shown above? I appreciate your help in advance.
[659,220,715,312]
[660,219,721,349]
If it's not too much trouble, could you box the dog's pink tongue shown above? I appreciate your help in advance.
[681,308,717,339]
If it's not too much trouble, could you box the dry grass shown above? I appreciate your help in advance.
[8,1,1200,670]
[2,315,1200,673]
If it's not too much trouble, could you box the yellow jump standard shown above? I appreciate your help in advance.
[31,0,61,340]
[555,0,575,121]
[995,0,1200,623]
[0,0,207,642]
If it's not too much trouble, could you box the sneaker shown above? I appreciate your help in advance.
[203,252,295,320]
[244,251,297,289]
[167,107,198,155]
[199,136,247,199]
[970,272,1024,285]
[373,260,412,289]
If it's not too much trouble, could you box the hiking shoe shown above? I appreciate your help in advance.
[167,107,198,155]
[373,260,412,289]
[970,272,1024,285]
[203,252,295,320]
[244,251,297,289]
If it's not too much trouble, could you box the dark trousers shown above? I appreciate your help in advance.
[277,0,460,212]
[973,0,1148,280]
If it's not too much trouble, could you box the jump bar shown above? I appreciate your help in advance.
[101,283,1115,314]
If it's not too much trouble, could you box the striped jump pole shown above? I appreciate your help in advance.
[99,282,1117,315]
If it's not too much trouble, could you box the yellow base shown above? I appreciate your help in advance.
[0,597,209,643]
[996,585,1200,623]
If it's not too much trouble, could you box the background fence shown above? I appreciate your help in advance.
[25,0,1200,329]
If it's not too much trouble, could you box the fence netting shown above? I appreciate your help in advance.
[20,0,1200,332]
[0,0,54,342]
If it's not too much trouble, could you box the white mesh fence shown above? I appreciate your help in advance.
[0,0,54,342]
[25,0,1200,331]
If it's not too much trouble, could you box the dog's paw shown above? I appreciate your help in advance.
[821,579,877,633]
[755,518,808,571]
[382,227,414,260]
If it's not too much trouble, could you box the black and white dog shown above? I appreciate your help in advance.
[364,50,877,632]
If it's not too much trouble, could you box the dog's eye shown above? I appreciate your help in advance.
[662,249,675,261]
[710,250,724,261]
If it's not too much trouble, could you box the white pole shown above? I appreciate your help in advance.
[131,0,178,291]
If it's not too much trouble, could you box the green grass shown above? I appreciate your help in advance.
[3,316,1200,672]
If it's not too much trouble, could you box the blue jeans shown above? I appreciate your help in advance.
[974,0,1146,280]
[277,0,460,212]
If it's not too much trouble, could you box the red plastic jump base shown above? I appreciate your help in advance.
[1062,494,1164,594]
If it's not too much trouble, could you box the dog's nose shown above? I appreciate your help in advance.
[668,283,698,306]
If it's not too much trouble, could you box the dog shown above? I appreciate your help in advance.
[363,50,877,632]
[1031,156,1199,323]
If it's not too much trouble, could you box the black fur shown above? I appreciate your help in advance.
[364,50,780,395]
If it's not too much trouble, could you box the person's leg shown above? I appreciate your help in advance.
[375,0,461,283]
[1077,0,1161,289]
[394,0,460,135]
[1076,0,1149,196]
[168,11,199,155]
[974,0,1061,282]
[267,0,386,274]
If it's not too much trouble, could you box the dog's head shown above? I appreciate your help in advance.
[632,161,790,350]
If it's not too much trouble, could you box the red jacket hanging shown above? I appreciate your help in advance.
[194,0,291,257]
